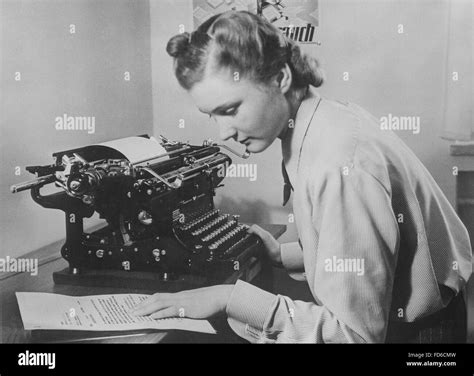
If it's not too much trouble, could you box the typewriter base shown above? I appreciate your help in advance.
[52,224,285,291]
[53,257,263,291]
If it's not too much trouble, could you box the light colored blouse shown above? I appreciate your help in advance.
[225,87,472,343]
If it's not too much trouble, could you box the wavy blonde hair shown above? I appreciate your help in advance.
[166,11,324,91]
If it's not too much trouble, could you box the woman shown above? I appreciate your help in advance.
[131,11,472,343]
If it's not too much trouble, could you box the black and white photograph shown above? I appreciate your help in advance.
[0,0,473,371]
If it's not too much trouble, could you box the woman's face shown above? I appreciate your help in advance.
[189,71,291,153]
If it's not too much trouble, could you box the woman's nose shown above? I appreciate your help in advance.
[218,120,238,142]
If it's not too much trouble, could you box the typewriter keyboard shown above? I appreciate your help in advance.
[175,209,255,260]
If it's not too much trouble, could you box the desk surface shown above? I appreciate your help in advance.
[1,224,285,344]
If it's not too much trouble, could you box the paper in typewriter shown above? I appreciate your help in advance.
[16,292,216,334]
[97,136,169,164]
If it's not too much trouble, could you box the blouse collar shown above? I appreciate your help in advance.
[281,86,322,188]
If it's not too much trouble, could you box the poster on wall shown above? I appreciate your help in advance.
[192,0,320,45]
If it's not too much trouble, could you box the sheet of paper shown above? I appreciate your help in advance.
[97,136,169,164]
[16,292,216,334]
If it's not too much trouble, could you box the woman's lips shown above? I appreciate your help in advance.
[239,137,251,145]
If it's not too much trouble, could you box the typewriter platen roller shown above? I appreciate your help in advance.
[11,135,263,282]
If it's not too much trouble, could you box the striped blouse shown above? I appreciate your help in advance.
[225,87,472,343]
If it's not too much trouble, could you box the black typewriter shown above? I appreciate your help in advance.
[11,135,265,286]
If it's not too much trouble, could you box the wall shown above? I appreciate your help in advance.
[150,0,459,250]
[0,0,153,258]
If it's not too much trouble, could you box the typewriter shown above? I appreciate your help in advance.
[11,135,266,287]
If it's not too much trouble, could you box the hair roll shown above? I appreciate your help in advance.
[288,41,324,88]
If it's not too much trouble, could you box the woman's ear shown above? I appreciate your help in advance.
[275,64,292,94]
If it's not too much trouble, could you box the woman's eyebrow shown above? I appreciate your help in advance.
[199,100,242,114]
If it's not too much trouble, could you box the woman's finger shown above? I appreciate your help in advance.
[150,306,179,320]
[132,293,169,312]
[131,297,170,316]
[132,301,167,316]
[248,225,276,246]
[248,224,269,239]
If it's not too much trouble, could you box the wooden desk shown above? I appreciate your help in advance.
[0,224,285,344]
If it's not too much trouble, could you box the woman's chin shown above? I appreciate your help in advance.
[246,139,272,154]
[245,142,262,153]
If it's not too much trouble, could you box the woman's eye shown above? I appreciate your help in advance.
[223,107,237,116]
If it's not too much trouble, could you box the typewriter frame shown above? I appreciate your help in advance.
[14,136,285,290]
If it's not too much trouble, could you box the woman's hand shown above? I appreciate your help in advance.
[248,224,282,266]
[130,285,234,320]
